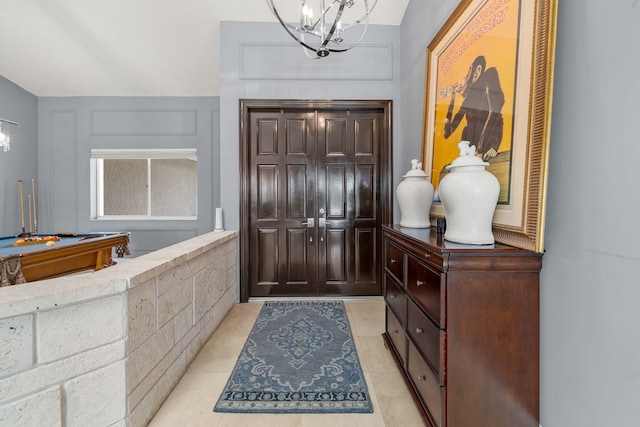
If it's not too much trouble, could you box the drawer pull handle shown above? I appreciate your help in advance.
[424,253,431,259]
[416,280,424,287]
[390,258,399,264]
[415,328,423,334]
[417,375,426,381]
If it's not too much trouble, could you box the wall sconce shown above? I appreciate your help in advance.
[0,118,19,152]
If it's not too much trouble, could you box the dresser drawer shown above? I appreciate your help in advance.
[407,254,445,327]
[385,240,404,284]
[386,306,407,365]
[384,274,406,325]
[407,299,445,385]
[408,339,445,427]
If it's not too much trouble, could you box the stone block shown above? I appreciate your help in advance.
[126,321,174,391]
[173,303,194,343]
[156,263,187,296]
[0,386,61,427]
[0,340,124,403]
[0,314,34,377]
[185,251,211,278]
[37,295,125,364]
[127,351,187,427]
[193,266,220,322]
[128,332,188,411]
[64,361,126,427]
[157,278,192,328]
[127,278,156,352]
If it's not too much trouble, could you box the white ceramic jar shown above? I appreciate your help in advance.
[396,159,434,228]
[438,141,500,244]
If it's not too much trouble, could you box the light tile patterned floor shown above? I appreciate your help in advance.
[149,299,425,427]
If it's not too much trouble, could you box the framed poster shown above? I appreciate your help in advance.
[421,0,557,252]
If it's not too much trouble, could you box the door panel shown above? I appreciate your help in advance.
[316,110,381,295]
[326,165,347,217]
[326,228,347,283]
[286,228,309,283]
[244,103,388,299]
[250,111,316,297]
[257,228,277,285]
[257,165,277,218]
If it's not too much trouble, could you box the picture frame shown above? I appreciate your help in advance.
[421,0,557,253]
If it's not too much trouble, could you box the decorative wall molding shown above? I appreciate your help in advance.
[51,110,79,232]
[240,43,393,81]
[90,110,198,136]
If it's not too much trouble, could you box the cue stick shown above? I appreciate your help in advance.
[32,179,38,232]
[28,194,33,233]
[18,180,25,232]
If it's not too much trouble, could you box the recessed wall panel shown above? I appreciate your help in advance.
[91,110,197,135]
[52,111,78,232]
[241,44,393,81]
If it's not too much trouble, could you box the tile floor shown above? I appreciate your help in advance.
[148,299,425,426]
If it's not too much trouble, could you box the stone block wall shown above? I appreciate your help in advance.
[0,231,237,427]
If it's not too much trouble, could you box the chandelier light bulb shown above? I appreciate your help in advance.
[302,4,313,29]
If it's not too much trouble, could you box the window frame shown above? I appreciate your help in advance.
[90,148,198,221]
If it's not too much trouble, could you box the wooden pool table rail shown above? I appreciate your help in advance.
[0,232,130,286]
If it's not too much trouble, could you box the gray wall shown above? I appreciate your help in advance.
[0,76,38,235]
[218,22,403,230]
[400,1,640,426]
[36,97,220,256]
[543,2,640,425]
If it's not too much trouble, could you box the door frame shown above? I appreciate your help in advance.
[239,99,393,302]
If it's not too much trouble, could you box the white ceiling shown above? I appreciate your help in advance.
[0,0,409,97]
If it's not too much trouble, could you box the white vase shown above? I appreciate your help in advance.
[439,141,500,244]
[396,159,434,228]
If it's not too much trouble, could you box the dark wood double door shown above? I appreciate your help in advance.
[240,100,392,301]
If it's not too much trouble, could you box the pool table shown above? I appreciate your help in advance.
[0,232,130,286]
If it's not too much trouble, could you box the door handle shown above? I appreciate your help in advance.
[319,218,332,227]
[301,218,314,227]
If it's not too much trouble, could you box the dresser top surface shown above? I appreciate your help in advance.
[384,224,539,256]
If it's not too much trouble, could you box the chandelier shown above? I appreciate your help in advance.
[267,0,378,58]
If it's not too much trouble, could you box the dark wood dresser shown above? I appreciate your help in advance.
[382,224,543,427]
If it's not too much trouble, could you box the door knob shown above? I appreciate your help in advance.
[301,218,314,227]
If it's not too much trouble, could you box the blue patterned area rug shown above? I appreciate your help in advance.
[213,300,373,414]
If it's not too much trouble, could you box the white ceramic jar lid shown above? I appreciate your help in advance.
[446,141,489,170]
[403,159,428,177]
